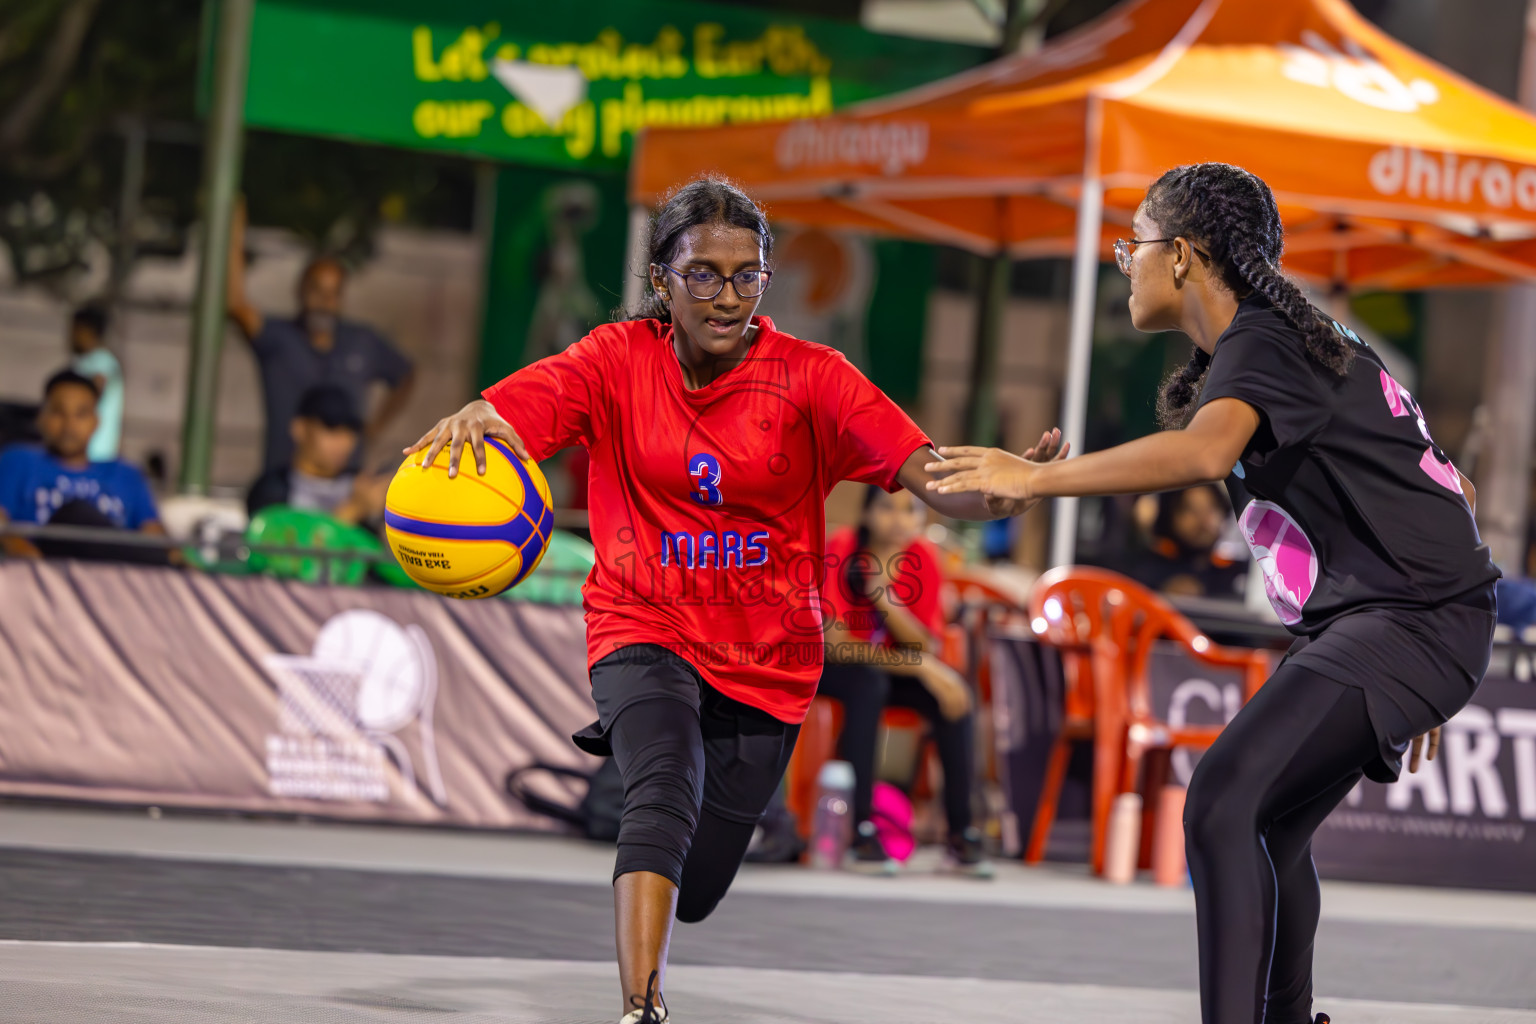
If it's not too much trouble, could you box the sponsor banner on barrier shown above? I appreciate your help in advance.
[0,561,597,830]
[1146,648,1534,892]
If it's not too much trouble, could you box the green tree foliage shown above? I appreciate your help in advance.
[0,0,475,297]
[0,0,1137,299]
[0,0,203,291]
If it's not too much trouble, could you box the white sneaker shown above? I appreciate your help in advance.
[619,1011,668,1024]
[619,969,668,1023]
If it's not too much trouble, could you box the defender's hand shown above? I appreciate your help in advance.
[925,446,1040,501]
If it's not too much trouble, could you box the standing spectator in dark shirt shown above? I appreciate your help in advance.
[1131,484,1247,599]
[246,385,389,529]
[226,199,415,474]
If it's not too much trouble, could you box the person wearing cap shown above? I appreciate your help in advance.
[245,385,388,528]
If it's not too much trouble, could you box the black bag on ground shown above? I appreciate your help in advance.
[744,782,805,864]
[505,759,625,842]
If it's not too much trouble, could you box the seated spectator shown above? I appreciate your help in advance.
[1130,484,1246,599]
[0,370,165,564]
[68,303,123,462]
[818,484,989,875]
[246,385,388,528]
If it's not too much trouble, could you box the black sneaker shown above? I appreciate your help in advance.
[945,827,996,879]
[1312,1015,1330,1024]
[848,820,898,874]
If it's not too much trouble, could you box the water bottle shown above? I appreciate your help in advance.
[1104,791,1144,885]
[809,760,856,870]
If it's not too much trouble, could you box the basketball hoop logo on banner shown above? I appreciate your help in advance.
[262,609,449,807]
[1279,31,1439,112]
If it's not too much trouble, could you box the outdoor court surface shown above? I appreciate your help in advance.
[0,806,1532,1023]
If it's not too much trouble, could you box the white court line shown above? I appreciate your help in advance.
[0,943,1531,1024]
[2,805,1534,933]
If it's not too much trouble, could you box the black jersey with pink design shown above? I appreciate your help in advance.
[1194,293,1499,635]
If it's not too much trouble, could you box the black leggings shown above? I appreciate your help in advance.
[1184,661,1381,1024]
[817,661,973,834]
[578,646,799,924]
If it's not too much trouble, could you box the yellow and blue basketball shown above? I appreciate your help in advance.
[384,439,555,599]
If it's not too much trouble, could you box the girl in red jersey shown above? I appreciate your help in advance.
[819,484,989,875]
[926,164,1497,1024]
[405,178,1063,1024]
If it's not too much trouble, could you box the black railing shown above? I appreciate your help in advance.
[0,520,591,582]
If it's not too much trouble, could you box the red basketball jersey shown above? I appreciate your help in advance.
[482,316,931,722]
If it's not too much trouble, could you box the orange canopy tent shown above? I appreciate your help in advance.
[630,0,1536,564]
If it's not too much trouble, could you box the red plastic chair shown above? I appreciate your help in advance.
[786,623,968,838]
[1023,566,1270,875]
[945,567,1034,784]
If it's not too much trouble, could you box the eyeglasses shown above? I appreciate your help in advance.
[1113,238,1212,276]
[654,262,772,300]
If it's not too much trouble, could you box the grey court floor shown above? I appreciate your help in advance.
[0,806,1533,1023]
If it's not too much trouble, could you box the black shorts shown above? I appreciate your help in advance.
[1285,585,1497,782]
[573,644,799,825]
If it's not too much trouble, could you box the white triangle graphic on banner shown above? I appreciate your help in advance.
[491,59,588,126]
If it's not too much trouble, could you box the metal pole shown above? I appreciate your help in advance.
[1478,297,1536,570]
[1048,175,1104,569]
[179,0,253,495]
[470,161,500,386]
[622,203,649,316]
[1476,0,1536,570]
[110,115,147,302]
[956,5,1027,453]
[1000,0,1030,55]
[964,251,1010,445]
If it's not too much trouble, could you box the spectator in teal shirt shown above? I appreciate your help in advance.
[68,304,123,463]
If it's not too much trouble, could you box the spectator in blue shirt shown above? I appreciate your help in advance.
[0,370,164,563]
[68,303,124,462]
[226,198,416,475]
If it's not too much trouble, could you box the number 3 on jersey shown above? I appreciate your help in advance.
[688,453,723,506]
[1380,370,1463,494]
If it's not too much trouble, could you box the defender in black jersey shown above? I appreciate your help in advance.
[928,163,1497,1024]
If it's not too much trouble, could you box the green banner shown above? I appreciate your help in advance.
[238,0,984,170]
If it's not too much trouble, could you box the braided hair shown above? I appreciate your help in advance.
[1146,163,1353,428]
[620,177,773,323]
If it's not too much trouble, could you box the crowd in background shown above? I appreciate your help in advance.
[0,283,1258,610]
[21,205,1536,637]
[0,209,415,562]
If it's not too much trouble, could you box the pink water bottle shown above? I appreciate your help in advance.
[809,760,856,870]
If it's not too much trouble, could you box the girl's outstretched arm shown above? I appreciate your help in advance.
[927,399,1259,502]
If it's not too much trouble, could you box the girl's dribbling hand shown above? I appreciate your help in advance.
[402,400,529,479]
